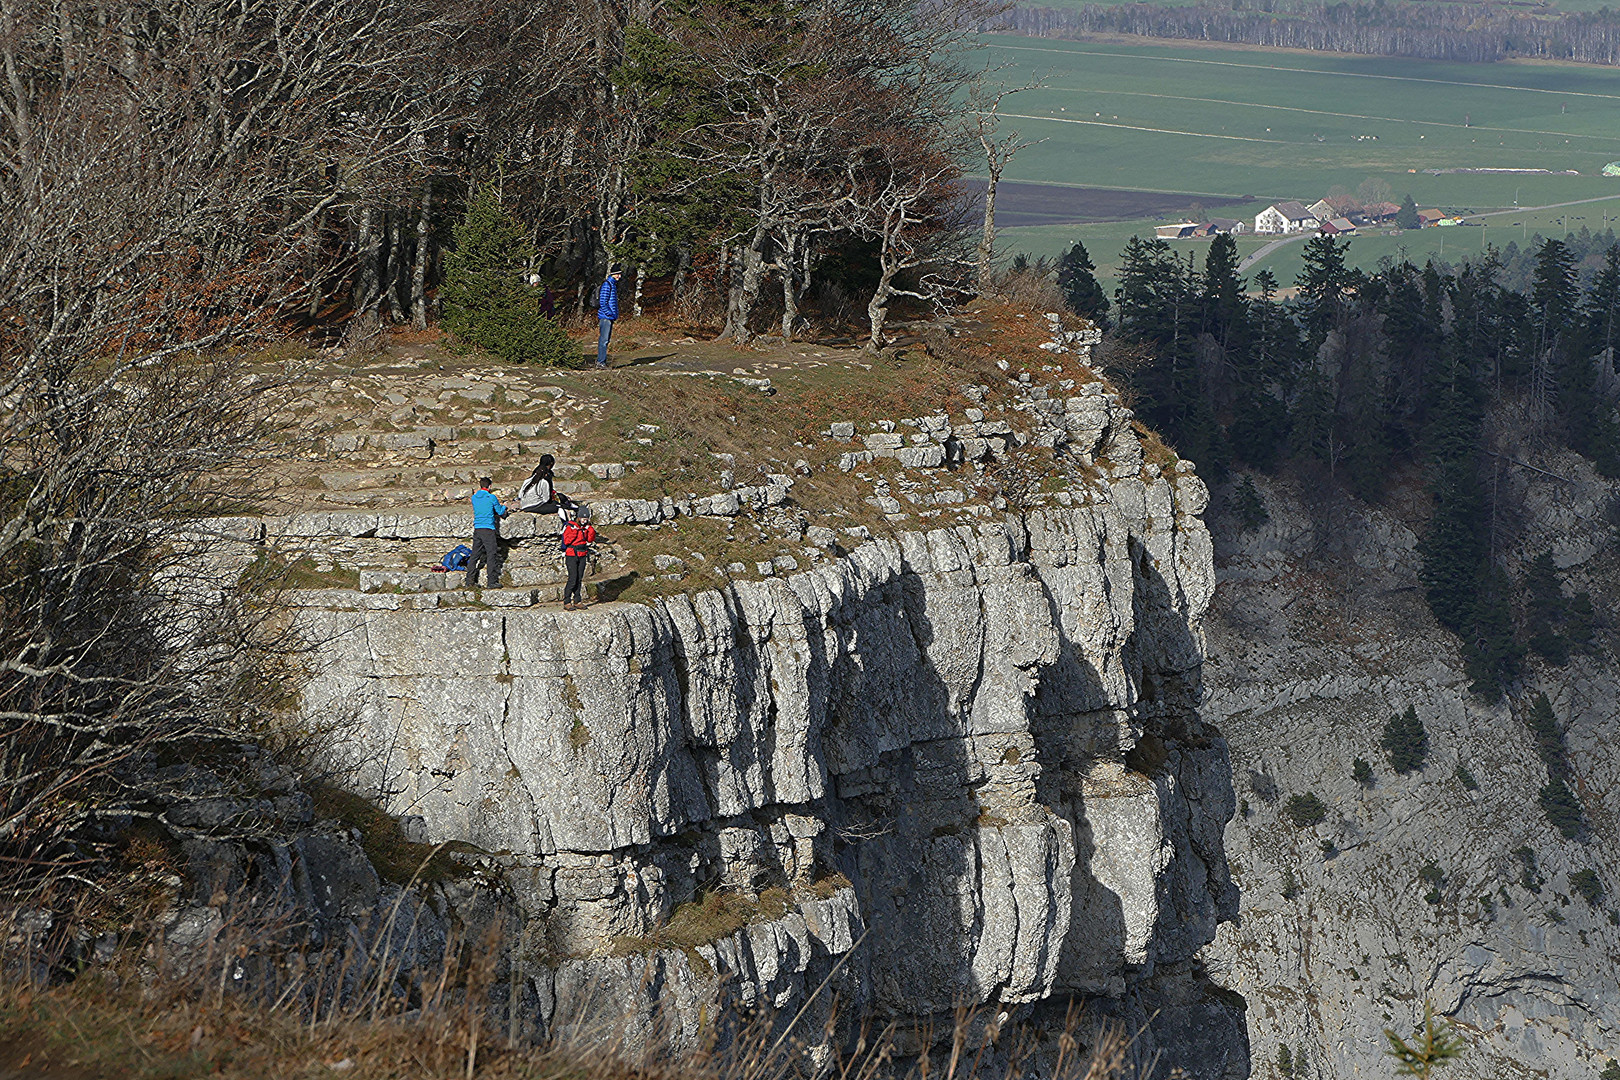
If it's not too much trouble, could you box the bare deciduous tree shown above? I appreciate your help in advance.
[969,75,1046,296]
[0,0,508,896]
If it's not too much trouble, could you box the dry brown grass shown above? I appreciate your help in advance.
[0,888,1140,1080]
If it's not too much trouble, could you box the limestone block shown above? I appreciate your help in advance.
[373,431,431,450]
[273,512,379,539]
[839,451,874,472]
[358,568,454,593]
[896,444,946,469]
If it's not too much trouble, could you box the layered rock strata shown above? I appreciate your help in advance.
[1202,462,1620,1080]
[294,393,1247,1077]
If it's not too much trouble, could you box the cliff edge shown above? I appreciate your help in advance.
[244,327,1249,1077]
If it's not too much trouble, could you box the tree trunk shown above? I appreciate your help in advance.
[306,209,324,321]
[385,211,405,320]
[345,207,384,354]
[780,232,803,340]
[867,274,895,352]
[673,245,691,304]
[411,179,432,329]
[723,230,769,343]
[976,161,1001,295]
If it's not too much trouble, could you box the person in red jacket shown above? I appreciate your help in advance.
[561,505,596,610]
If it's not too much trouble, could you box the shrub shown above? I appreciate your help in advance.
[1382,706,1429,774]
[1514,846,1543,893]
[1571,868,1604,905]
[1353,757,1375,787]
[1286,792,1328,827]
[1276,1044,1295,1079]
[1603,1060,1620,1080]
[440,186,580,366]
[1384,1001,1464,1080]
[1524,692,1566,773]
[1453,763,1478,790]
[1420,860,1445,902]
[1233,474,1269,531]
[1539,777,1585,839]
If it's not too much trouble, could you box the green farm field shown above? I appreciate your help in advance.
[979,34,1620,286]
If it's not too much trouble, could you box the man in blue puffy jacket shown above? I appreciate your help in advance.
[465,477,508,588]
[596,266,622,368]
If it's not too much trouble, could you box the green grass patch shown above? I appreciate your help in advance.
[307,782,478,886]
[240,551,361,592]
[611,887,793,975]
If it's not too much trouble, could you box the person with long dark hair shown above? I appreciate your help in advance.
[518,454,571,515]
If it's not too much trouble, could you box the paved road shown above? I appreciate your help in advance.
[1238,233,1308,272]
[1236,192,1620,273]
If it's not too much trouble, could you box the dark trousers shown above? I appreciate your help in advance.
[465,528,500,587]
[596,318,614,367]
[564,554,588,604]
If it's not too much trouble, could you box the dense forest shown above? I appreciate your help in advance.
[1062,230,1620,701]
[1006,2,1620,66]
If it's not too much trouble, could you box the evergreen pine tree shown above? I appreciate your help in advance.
[440,187,580,366]
[1396,195,1420,230]
[1113,240,1228,478]
[1530,238,1578,422]
[1585,246,1620,364]
[1560,245,1620,475]
[1539,777,1584,838]
[1464,567,1521,701]
[1056,241,1110,329]
[1201,234,1247,349]
[1233,474,1269,530]
[1523,552,1570,665]
[1524,692,1565,773]
[1296,234,1356,351]
[1417,459,1487,633]
[1381,706,1429,774]
[1228,269,1293,468]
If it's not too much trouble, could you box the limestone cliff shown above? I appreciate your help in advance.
[1201,454,1620,1080]
[289,391,1247,1077]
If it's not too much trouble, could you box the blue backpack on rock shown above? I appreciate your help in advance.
[440,544,472,572]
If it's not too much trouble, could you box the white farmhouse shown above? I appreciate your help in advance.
[1254,201,1319,235]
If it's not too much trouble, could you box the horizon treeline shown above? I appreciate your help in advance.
[1089,231,1620,699]
[1006,1,1620,66]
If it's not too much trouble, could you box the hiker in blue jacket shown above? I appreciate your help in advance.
[466,477,508,588]
[596,265,622,368]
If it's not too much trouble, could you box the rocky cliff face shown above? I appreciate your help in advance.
[292,392,1248,1077]
[1201,456,1620,1080]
